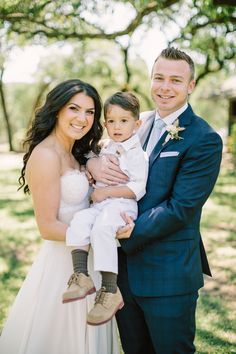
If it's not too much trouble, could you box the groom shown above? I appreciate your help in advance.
[88,47,222,353]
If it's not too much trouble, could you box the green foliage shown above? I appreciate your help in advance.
[170,0,236,82]
[0,0,235,150]
[0,82,40,143]
[190,71,229,130]
[0,40,152,148]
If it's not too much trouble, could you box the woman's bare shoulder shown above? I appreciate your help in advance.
[26,142,61,180]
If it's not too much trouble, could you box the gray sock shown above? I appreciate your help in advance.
[71,249,88,276]
[101,271,117,293]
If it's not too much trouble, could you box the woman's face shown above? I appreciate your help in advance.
[56,92,95,141]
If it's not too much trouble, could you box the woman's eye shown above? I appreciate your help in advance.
[86,110,95,115]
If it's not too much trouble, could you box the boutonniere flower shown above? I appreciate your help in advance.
[163,119,185,146]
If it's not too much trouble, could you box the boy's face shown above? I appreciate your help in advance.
[104,104,141,142]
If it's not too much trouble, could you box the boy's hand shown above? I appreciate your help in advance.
[116,213,134,239]
[90,187,108,203]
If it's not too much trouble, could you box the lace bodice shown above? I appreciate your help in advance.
[58,170,90,224]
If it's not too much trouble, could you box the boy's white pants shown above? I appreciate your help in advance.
[66,198,137,274]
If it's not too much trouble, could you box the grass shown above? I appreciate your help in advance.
[0,151,235,353]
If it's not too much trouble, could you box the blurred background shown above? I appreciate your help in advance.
[0,1,235,353]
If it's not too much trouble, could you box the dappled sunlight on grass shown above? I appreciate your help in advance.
[196,294,236,353]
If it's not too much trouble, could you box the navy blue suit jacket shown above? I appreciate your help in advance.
[120,105,223,297]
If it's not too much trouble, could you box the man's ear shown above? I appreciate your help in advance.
[188,79,196,94]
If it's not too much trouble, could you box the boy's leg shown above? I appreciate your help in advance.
[87,200,137,325]
[71,248,89,276]
[62,208,98,303]
[90,199,137,274]
[101,271,117,293]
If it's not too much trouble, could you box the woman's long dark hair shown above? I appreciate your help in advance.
[19,79,103,194]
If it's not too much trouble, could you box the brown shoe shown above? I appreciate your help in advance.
[62,272,96,303]
[87,287,124,326]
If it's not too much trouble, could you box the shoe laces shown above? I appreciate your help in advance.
[95,287,109,306]
[67,272,81,287]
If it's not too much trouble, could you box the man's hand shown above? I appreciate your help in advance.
[116,213,135,239]
[86,155,129,185]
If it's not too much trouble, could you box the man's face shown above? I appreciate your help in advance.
[151,57,195,118]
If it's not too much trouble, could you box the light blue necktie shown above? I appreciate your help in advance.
[146,118,166,156]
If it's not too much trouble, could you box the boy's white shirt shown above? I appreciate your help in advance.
[96,134,149,201]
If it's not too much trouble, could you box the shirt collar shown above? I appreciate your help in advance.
[155,103,188,126]
[108,133,140,152]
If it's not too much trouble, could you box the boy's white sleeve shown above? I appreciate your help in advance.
[126,149,149,201]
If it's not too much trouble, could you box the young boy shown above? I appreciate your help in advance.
[63,91,148,326]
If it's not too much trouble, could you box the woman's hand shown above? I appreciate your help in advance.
[84,169,94,186]
[86,155,129,185]
[80,165,94,185]
[116,213,135,239]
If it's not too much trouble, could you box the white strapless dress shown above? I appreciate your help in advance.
[0,170,119,354]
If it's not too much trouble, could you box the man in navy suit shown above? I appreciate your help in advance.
[87,47,222,353]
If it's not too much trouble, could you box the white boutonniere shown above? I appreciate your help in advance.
[163,119,185,146]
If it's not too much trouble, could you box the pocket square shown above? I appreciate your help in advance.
[160,151,179,158]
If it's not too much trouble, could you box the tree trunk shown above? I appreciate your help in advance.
[28,80,51,129]
[0,70,14,151]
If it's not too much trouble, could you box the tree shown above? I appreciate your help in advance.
[0,30,14,151]
[0,0,235,150]
[168,0,236,84]
[0,0,235,83]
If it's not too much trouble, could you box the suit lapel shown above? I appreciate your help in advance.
[149,105,194,168]
[149,130,168,167]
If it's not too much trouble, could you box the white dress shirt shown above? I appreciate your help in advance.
[155,103,188,139]
[97,134,149,201]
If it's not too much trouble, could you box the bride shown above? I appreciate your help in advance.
[0,79,120,354]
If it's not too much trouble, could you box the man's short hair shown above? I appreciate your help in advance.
[153,47,195,81]
[104,91,140,120]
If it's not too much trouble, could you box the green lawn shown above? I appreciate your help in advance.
[0,151,235,353]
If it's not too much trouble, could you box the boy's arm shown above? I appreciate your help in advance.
[91,185,135,203]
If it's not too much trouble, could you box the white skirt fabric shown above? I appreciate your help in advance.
[0,171,119,354]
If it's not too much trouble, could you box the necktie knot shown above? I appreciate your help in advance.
[154,118,165,129]
[146,118,166,155]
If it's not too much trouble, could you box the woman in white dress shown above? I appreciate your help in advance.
[0,79,119,354]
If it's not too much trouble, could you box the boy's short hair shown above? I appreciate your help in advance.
[104,91,140,120]
[153,47,195,81]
